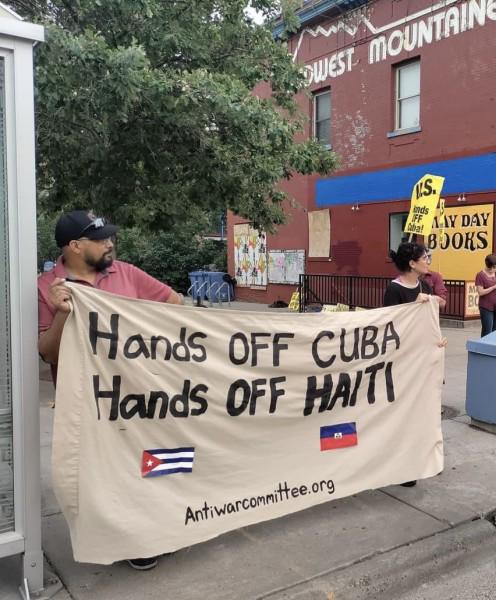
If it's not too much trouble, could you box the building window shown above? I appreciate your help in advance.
[389,212,416,253]
[395,60,420,131]
[313,90,331,148]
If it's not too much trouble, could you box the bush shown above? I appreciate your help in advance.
[116,228,227,293]
[37,212,60,271]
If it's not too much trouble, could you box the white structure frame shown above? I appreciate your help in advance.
[0,4,44,595]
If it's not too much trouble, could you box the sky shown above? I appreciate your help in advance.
[244,5,266,24]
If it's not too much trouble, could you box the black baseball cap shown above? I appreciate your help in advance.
[55,210,118,248]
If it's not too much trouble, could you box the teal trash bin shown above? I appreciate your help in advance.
[189,271,209,301]
[465,330,496,425]
[206,272,234,302]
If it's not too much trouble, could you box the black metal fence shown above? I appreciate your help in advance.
[298,274,467,319]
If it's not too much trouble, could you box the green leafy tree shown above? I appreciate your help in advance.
[117,226,227,292]
[11,0,337,230]
[37,211,59,269]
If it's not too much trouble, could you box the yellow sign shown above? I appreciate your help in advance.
[464,281,480,318]
[425,204,494,280]
[322,303,350,312]
[288,291,300,311]
[404,174,445,237]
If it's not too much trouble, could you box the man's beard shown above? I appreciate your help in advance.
[85,252,113,272]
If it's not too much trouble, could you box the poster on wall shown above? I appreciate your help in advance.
[233,224,267,287]
[268,250,305,284]
[425,203,494,281]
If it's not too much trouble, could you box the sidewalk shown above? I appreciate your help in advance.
[2,307,496,600]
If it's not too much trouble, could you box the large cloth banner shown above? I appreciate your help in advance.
[53,286,444,564]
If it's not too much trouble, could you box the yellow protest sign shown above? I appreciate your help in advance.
[404,174,445,237]
[288,291,300,311]
[322,304,337,312]
[322,303,349,313]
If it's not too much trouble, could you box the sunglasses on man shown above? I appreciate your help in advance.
[79,217,106,237]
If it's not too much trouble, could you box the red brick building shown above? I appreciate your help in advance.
[228,0,496,308]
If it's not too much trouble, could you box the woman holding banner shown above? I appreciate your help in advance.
[384,241,447,487]
[384,241,447,322]
[385,242,434,307]
[475,253,496,337]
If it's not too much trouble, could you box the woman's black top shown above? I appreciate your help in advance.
[383,279,432,307]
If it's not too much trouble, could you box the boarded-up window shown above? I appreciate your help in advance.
[308,209,330,258]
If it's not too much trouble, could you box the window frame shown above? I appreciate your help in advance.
[394,59,421,133]
[312,88,331,149]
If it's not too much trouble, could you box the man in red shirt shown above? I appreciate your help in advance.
[38,210,183,366]
[422,252,447,310]
[38,210,183,570]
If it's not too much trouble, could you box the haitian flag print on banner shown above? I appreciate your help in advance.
[320,423,358,451]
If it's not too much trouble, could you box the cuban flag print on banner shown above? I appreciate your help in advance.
[141,447,195,478]
[320,423,358,451]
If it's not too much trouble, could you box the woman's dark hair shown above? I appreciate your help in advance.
[484,253,496,268]
[389,242,427,272]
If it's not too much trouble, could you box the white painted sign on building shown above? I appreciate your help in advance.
[300,0,496,85]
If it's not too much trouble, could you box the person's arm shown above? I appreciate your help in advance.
[475,272,496,298]
[415,293,430,303]
[165,290,184,305]
[476,284,496,297]
[38,278,72,364]
[433,295,447,309]
[433,275,447,309]
[130,264,184,304]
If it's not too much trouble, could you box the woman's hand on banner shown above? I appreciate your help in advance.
[438,337,448,348]
[415,293,430,303]
[49,278,72,313]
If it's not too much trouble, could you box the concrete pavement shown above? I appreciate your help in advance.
[1,304,496,600]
